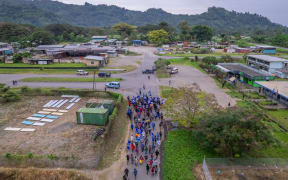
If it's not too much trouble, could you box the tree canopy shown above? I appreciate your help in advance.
[195,108,275,157]
[147,29,169,46]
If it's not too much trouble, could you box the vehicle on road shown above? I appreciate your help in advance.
[98,72,111,78]
[170,67,179,74]
[142,69,154,74]
[76,70,89,76]
[152,65,156,72]
[105,82,120,89]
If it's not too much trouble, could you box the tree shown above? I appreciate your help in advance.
[147,29,169,46]
[164,86,219,128]
[202,56,219,65]
[178,21,191,41]
[30,30,54,45]
[195,108,275,157]
[12,53,23,63]
[190,25,213,42]
[112,23,137,38]
[271,34,288,48]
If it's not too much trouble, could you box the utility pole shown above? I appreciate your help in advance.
[93,71,96,91]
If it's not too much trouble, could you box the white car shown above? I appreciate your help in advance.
[76,70,89,76]
[170,67,179,74]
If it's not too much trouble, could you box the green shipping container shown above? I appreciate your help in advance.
[86,99,115,115]
[76,108,109,126]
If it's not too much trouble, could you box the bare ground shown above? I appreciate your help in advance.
[0,96,101,169]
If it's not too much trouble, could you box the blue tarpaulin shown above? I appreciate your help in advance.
[46,115,58,119]
[22,121,34,125]
[32,114,46,118]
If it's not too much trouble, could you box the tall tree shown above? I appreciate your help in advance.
[164,86,219,128]
[190,25,213,42]
[178,21,191,41]
[112,23,137,39]
[147,29,169,46]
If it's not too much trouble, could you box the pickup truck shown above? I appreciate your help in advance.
[76,70,89,76]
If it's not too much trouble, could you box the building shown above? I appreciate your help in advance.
[84,55,107,66]
[76,108,109,126]
[235,47,250,53]
[28,59,53,65]
[133,40,142,46]
[91,36,108,43]
[256,45,276,54]
[216,63,274,87]
[247,55,288,76]
[256,81,288,106]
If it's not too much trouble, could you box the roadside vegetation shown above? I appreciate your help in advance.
[20,77,123,82]
[154,58,171,78]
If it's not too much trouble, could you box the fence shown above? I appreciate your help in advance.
[202,158,288,180]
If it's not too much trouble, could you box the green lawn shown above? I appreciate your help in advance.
[0,63,87,68]
[160,86,175,98]
[158,52,245,57]
[20,77,123,82]
[168,58,205,73]
[267,110,288,130]
[163,130,213,180]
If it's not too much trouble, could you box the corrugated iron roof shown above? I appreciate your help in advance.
[77,108,108,113]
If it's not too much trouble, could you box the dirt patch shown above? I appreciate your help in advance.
[0,96,102,169]
[107,54,143,68]
[194,164,288,180]
[0,167,91,180]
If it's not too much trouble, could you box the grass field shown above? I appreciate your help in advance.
[163,130,212,180]
[20,77,123,82]
[158,52,245,57]
[0,63,87,68]
[168,58,205,72]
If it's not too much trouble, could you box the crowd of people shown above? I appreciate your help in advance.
[123,87,164,180]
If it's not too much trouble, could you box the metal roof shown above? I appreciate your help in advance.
[87,99,114,104]
[77,108,108,114]
[248,55,288,63]
[217,63,271,78]
[256,81,288,98]
[84,55,105,61]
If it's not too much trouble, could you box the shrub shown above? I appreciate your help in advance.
[2,91,21,102]
[27,152,34,159]
[202,56,219,65]
[5,153,12,159]
[20,86,29,93]
[154,58,170,69]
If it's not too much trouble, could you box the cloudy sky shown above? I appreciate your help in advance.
[57,0,287,26]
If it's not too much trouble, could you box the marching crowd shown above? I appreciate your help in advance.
[123,87,164,180]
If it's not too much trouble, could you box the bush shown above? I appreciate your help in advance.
[20,86,30,93]
[154,58,171,69]
[202,56,219,65]
[195,108,275,157]
[2,91,21,102]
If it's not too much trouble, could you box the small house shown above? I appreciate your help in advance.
[256,45,276,54]
[133,40,142,46]
[28,59,53,65]
[84,55,107,66]
[86,99,115,115]
[76,108,109,126]
[91,36,108,43]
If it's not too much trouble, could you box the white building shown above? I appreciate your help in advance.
[247,55,288,77]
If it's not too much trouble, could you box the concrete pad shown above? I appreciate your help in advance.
[27,117,41,121]
[4,127,21,131]
[20,128,35,132]
[38,111,51,114]
[51,112,63,116]
[58,110,68,113]
[40,119,54,122]
[43,109,57,112]
[33,122,45,126]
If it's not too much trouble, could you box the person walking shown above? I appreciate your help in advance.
[133,168,138,179]
[126,154,130,164]
[146,163,150,175]
[124,168,129,177]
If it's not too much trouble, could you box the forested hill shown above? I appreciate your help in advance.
[0,0,285,32]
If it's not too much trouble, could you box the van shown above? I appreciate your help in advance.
[105,82,120,89]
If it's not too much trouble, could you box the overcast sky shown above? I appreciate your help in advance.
[57,0,288,26]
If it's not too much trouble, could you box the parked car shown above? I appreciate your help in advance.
[76,70,89,76]
[142,69,154,74]
[98,72,111,77]
[105,82,120,89]
[170,67,179,74]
